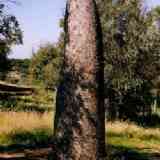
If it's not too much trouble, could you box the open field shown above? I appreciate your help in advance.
[0,111,160,159]
[0,112,54,147]
[107,121,160,160]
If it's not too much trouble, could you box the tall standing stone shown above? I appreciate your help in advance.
[54,0,106,159]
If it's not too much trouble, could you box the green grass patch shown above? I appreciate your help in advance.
[107,121,160,159]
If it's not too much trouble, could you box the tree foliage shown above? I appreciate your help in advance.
[0,3,22,50]
[29,43,62,89]
[96,0,160,121]
[0,1,22,78]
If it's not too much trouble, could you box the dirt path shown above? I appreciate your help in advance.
[107,146,160,160]
[0,147,52,160]
[0,147,160,160]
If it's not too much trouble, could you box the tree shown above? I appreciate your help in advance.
[97,0,160,121]
[28,43,62,89]
[53,0,106,159]
[5,58,31,84]
[0,1,22,79]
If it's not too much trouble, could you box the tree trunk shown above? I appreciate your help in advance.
[53,0,105,159]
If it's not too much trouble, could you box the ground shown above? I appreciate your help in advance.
[0,112,53,160]
[107,121,160,160]
[0,112,160,159]
[0,89,160,160]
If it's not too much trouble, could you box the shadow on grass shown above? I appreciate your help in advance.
[0,129,53,153]
[107,129,160,160]
[0,129,54,160]
[1,127,160,160]
[0,145,52,160]
[107,145,160,160]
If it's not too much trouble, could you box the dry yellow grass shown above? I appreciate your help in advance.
[107,121,160,152]
[1,111,160,155]
[107,121,160,140]
[0,111,54,135]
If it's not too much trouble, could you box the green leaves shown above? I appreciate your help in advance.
[98,0,160,89]
[0,1,23,79]
[29,43,62,90]
[96,0,160,120]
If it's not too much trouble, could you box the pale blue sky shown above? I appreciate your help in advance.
[9,0,66,59]
[148,0,160,8]
[9,0,160,59]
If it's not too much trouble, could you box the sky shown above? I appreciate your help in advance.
[8,0,160,59]
[147,0,160,8]
[9,0,67,59]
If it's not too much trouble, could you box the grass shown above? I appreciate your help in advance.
[107,121,160,159]
[0,112,54,147]
[0,111,160,159]
[0,86,55,150]
[107,121,160,150]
